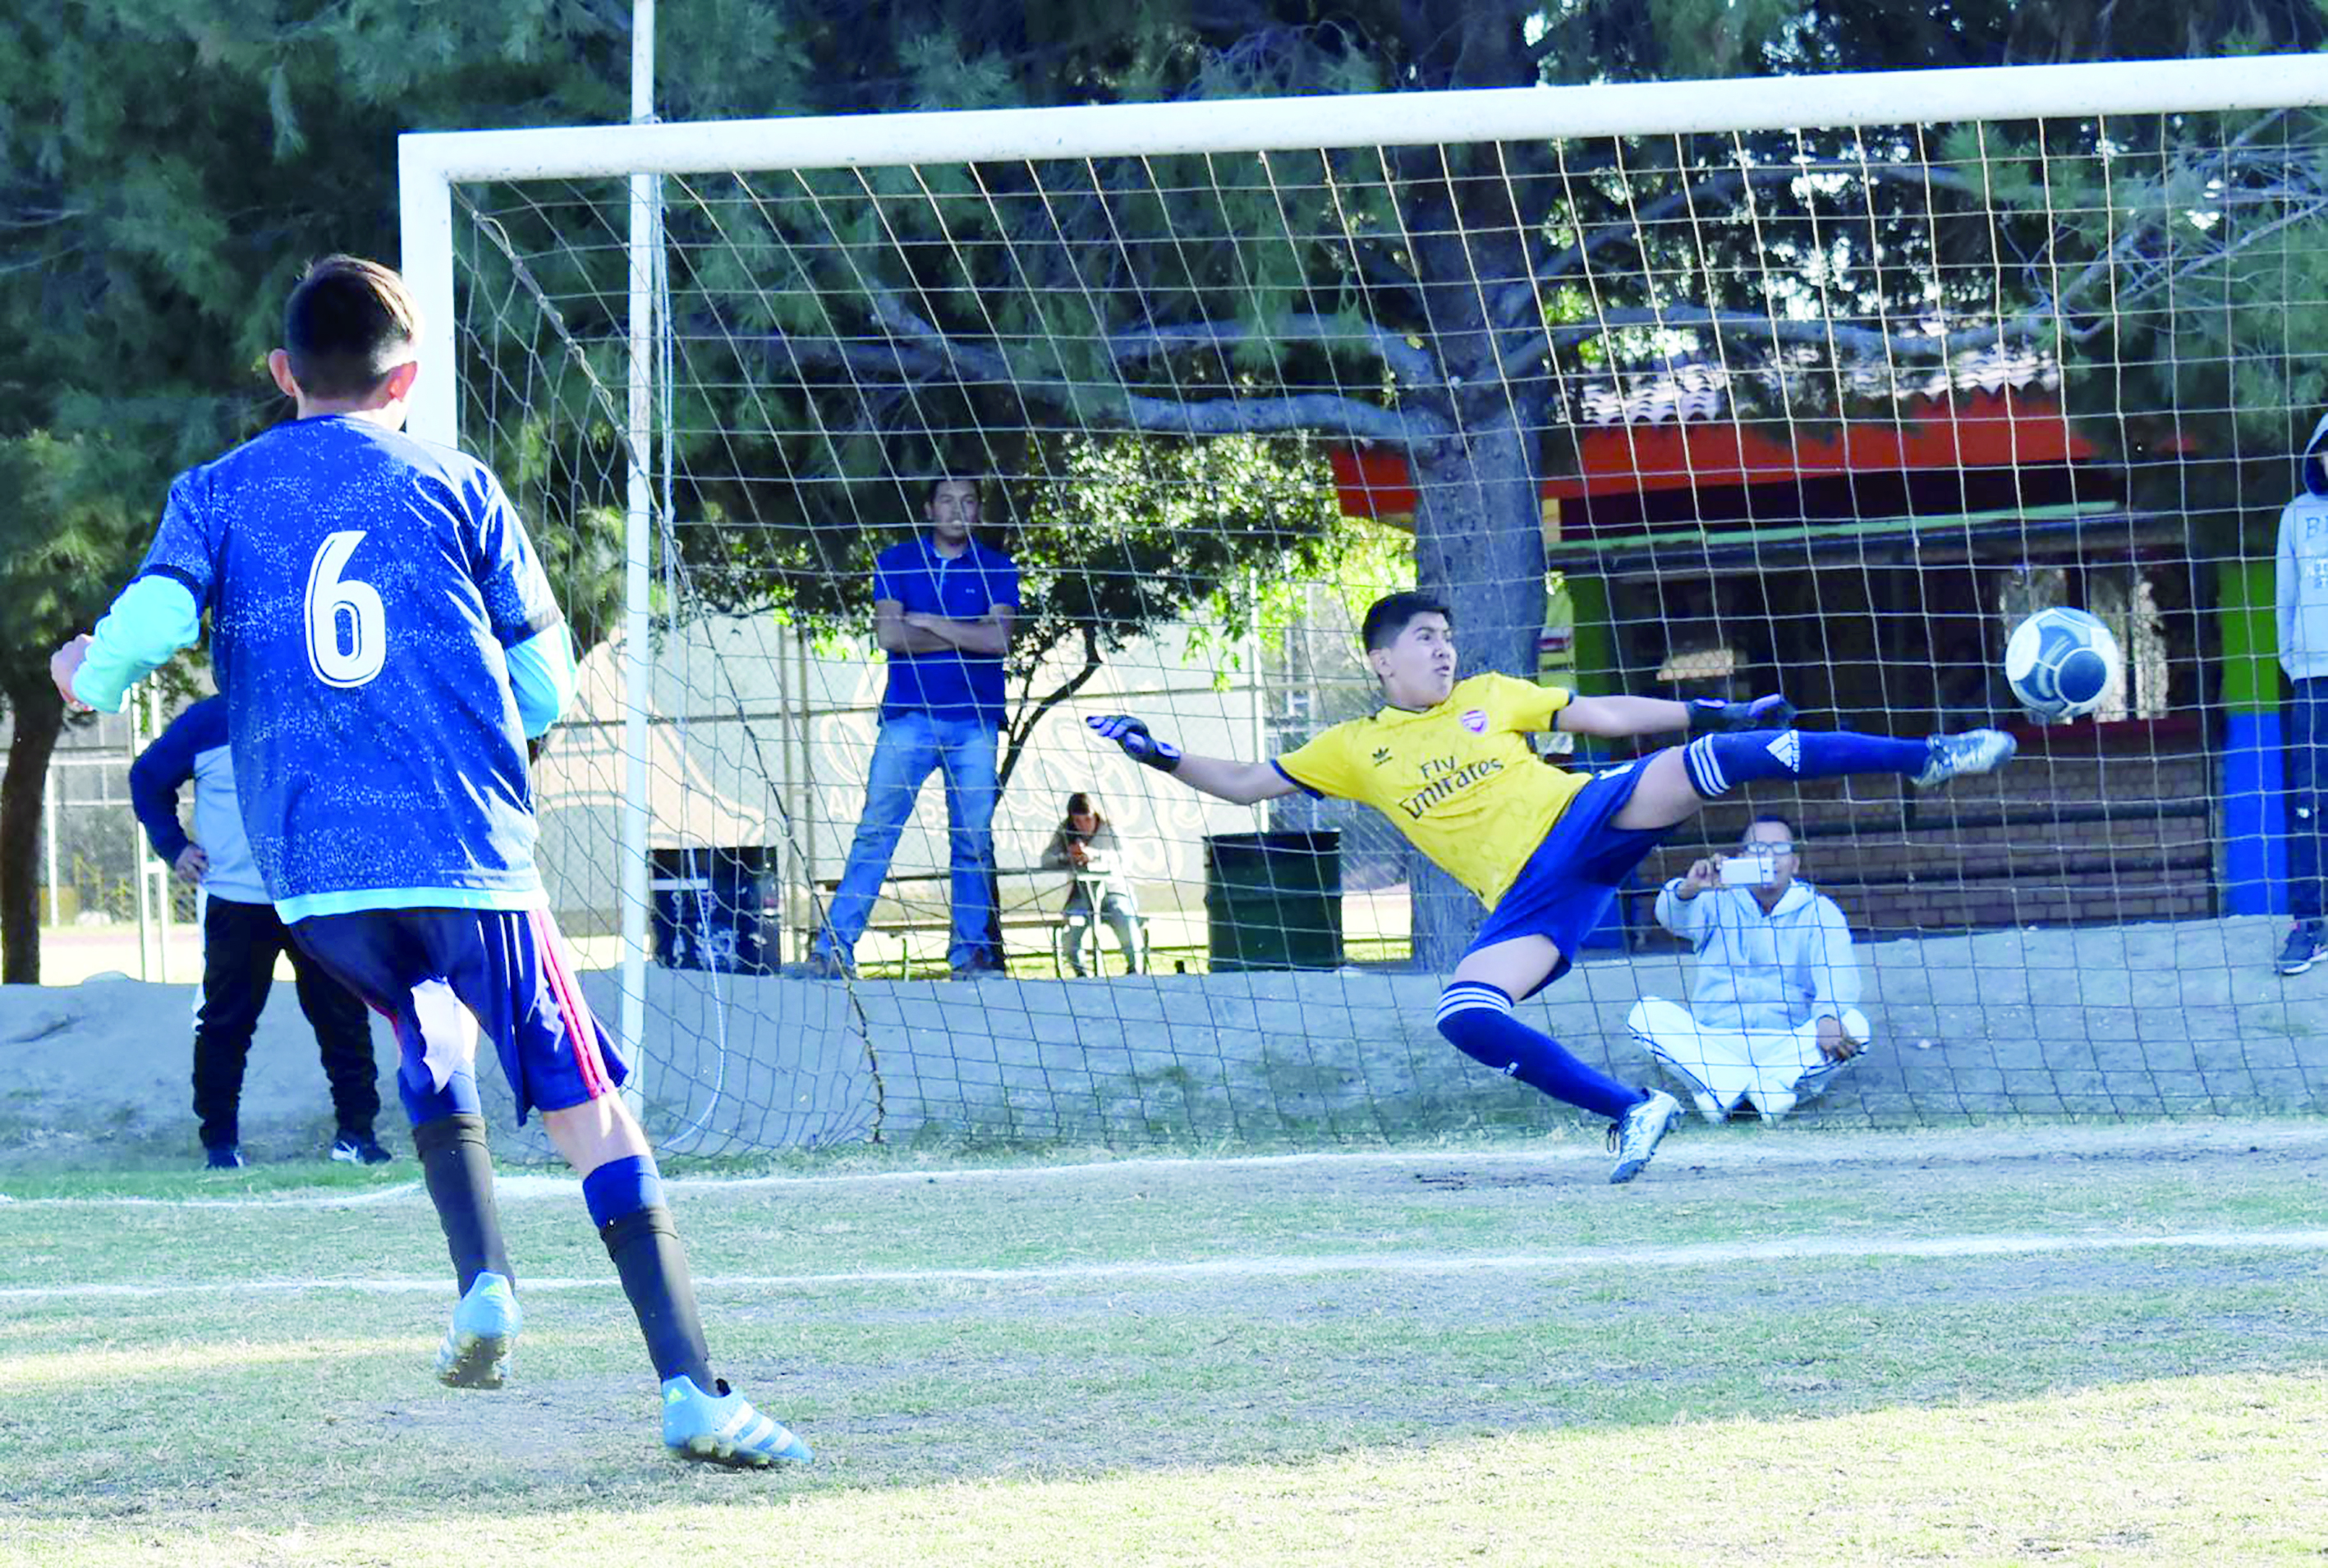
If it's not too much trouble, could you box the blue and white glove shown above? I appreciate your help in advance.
[1685,693,1796,736]
[1088,713,1182,773]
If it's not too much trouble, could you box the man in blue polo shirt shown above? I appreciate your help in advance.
[809,475,1017,980]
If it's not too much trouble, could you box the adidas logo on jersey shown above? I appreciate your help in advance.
[1371,747,1393,766]
[1766,731,1802,773]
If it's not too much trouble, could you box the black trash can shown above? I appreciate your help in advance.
[650,846,777,974]
[1204,830,1343,972]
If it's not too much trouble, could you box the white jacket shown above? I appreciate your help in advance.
[1653,878,1861,1036]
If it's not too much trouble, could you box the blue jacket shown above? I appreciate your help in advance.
[128,696,268,905]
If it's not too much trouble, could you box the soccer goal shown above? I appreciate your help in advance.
[400,55,2328,1154]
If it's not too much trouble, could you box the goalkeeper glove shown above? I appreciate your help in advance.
[1088,713,1182,773]
[1685,694,1796,736]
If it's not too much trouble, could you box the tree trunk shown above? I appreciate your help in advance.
[0,676,64,985]
[1406,410,1550,973]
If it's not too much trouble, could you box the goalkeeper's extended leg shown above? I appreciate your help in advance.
[1615,727,2016,831]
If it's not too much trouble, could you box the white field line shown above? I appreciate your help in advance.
[5,1230,2328,1304]
[6,1118,2327,1210]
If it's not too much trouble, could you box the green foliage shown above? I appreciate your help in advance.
[0,2,631,685]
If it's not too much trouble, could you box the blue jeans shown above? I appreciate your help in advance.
[2288,678,2328,920]
[816,712,999,970]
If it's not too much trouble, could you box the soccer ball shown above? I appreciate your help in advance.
[2004,607,2120,722]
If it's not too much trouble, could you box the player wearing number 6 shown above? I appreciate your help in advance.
[1090,592,2017,1183]
[48,256,808,1469]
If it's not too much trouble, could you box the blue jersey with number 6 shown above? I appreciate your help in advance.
[132,415,562,920]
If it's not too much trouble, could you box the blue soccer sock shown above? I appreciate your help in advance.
[411,1112,512,1296]
[1436,982,1646,1122]
[1681,728,1929,799]
[585,1154,714,1390]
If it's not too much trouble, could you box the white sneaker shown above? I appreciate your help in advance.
[1606,1091,1682,1185]
[1912,729,2017,789]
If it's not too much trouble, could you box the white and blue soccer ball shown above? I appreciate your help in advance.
[2004,607,2121,722]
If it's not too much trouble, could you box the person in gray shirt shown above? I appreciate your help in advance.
[2277,410,2328,974]
[1040,792,1144,975]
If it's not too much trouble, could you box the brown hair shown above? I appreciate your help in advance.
[284,255,420,399]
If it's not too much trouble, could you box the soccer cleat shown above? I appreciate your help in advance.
[2277,922,2325,976]
[329,1133,394,1166]
[1606,1090,1682,1185]
[435,1270,521,1390]
[203,1144,246,1171]
[661,1375,813,1468]
[1912,728,2018,790]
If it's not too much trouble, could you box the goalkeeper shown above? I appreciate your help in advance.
[1090,591,2014,1183]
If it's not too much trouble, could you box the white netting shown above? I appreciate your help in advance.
[424,66,2328,1150]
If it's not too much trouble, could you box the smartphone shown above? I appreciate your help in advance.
[1717,850,1776,888]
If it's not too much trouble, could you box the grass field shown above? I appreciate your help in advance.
[4,1121,2326,1566]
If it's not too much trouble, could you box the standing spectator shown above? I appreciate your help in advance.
[1041,792,1144,976]
[129,695,387,1168]
[1625,815,1870,1121]
[2277,410,2328,974]
[808,475,1017,980]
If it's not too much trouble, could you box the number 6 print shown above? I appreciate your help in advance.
[305,530,387,688]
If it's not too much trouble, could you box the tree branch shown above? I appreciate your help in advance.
[1000,623,1104,797]
[1109,313,1442,387]
[873,296,1450,444]
[1502,304,2035,379]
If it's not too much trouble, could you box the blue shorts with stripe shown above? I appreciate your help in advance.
[287,907,627,1127]
[1468,760,1670,997]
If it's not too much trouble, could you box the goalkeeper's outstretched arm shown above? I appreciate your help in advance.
[1086,715,1297,806]
[1557,692,1798,740]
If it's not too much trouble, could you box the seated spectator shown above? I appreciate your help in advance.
[1625,814,1869,1121]
[1041,792,1143,975]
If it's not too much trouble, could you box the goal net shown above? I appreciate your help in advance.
[402,56,2328,1153]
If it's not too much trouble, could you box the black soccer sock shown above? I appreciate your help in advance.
[599,1205,716,1390]
[411,1112,514,1296]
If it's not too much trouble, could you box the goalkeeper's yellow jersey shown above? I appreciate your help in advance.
[1271,672,1590,911]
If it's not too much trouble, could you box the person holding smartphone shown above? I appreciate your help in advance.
[1626,814,1870,1121]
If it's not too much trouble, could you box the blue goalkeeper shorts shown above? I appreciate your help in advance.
[288,906,627,1127]
[1467,759,1669,997]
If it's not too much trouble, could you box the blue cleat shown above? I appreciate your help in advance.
[661,1375,812,1468]
[435,1270,521,1389]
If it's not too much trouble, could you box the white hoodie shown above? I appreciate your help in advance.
[2276,410,2328,681]
[1653,878,1861,1035]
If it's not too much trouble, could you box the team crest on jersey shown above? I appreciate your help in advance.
[1460,708,1487,734]
[1766,731,1802,772]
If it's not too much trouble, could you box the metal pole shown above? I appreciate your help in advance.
[618,0,658,1110]
[43,759,59,928]
[126,706,152,980]
[1247,571,1268,834]
[147,687,169,983]
[797,629,818,960]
